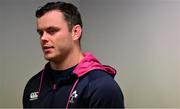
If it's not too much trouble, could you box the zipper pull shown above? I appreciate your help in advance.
[52,84,56,90]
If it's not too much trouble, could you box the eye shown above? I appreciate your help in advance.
[37,30,43,37]
[46,27,60,35]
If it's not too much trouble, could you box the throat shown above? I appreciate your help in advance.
[50,62,76,71]
[50,52,84,71]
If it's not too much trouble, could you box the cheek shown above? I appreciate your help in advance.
[55,34,73,50]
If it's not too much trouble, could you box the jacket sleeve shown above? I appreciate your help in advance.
[87,75,125,108]
[23,82,31,108]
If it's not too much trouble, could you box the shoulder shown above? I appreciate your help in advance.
[25,71,42,88]
[23,70,42,107]
[87,70,122,94]
[86,69,114,81]
[83,70,124,108]
[23,70,43,96]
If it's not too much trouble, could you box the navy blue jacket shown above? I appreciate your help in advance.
[23,53,124,108]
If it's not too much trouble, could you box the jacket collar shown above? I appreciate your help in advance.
[73,52,116,77]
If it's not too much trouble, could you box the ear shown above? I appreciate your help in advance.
[72,25,82,41]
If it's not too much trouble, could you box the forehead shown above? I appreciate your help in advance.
[37,10,67,29]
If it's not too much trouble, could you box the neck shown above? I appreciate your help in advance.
[50,50,84,71]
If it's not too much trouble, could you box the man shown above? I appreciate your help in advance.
[23,1,124,108]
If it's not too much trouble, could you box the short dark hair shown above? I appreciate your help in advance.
[36,1,83,31]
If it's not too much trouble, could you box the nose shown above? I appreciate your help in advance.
[40,31,49,42]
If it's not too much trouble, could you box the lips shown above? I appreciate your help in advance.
[42,46,54,52]
[43,46,54,49]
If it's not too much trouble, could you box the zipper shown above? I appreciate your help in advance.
[52,84,57,90]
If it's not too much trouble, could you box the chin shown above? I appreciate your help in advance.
[44,54,62,63]
[44,54,55,61]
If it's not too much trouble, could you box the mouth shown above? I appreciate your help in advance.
[42,46,54,52]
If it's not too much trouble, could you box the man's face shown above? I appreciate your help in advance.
[37,10,73,62]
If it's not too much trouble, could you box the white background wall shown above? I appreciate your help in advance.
[0,0,179,108]
[80,0,180,108]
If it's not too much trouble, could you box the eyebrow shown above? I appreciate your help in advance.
[37,26,60,32]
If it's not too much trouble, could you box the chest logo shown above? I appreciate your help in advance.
[29,91,39,101]
[70,90,78,103]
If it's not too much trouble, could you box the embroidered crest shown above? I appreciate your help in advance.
[69,90,78,103]
[29,91,39,101]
